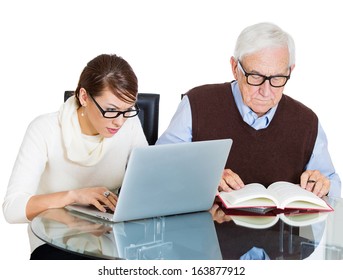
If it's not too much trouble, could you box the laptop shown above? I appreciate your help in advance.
[66,139,232,222]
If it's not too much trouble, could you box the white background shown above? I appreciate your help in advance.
[0,0,342,274]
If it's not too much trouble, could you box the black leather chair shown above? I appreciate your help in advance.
[64,91,160,145]
[135,93,160,145]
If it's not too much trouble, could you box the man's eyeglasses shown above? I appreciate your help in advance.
[237,60,291,88]
[88,93,140,119]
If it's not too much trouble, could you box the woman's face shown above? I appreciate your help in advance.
[78,87,136,138]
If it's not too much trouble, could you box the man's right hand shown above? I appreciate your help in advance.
[218,169,244,192]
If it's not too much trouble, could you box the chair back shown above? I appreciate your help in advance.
[64,91,159,145]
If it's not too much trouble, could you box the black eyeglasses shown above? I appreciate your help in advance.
[237,60,291,88]
[88,93,140,119]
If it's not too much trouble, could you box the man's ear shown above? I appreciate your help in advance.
[290,64,295,72]
[230,56,239,80]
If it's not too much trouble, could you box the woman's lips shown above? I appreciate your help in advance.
[107,127,119,135]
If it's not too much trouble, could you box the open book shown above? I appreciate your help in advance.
[217,181,333,213]
[230,211,329,229]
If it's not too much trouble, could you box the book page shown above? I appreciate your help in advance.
[268,181,331,210]
[219,183,279,207]
[279,211,329,227]
[231,215,279,229]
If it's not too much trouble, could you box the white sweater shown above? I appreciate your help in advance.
[3,97,148,252]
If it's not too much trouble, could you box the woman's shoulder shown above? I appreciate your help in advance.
[27,111,60,133]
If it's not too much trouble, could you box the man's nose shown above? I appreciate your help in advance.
[259,80,273,97]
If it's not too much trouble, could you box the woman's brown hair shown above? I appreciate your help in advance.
[75,54,138,107]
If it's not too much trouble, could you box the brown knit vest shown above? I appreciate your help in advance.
[187,82,318,187]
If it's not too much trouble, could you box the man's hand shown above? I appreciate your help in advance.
[300,170,330,197]
[219,169,244,192]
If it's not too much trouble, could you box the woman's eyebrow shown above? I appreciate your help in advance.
[106,102,135,110]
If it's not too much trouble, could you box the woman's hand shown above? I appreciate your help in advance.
[27,187,118,221]
[69,187,118,213]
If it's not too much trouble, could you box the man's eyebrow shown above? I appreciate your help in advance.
[250,68,289,76]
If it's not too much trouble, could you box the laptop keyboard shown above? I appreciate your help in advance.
[104,206,114,214]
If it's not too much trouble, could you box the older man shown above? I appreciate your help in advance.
[156,22,341,197]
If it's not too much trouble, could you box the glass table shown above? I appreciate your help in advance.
[30,196,343,260]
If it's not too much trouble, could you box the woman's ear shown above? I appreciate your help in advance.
[78,88,88,106]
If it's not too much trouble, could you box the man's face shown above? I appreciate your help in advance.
[231,47,293,117]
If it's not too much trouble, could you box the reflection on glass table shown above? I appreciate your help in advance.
[31,196,343,260]
[211,196,343,260]
[31,209,221,260]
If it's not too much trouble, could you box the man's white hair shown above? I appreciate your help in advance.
[234,22,295,66]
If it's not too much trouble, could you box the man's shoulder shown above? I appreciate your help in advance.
[186,82,232,97]
[282,94,316,116]
[281,94,318,126]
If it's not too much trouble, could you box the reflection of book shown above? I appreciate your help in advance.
[218,181,333,213]
[231,211,329,229]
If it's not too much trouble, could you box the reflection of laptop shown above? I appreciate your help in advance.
[67,139,232,222]
[67,210,222,259]
[113,211,222,260]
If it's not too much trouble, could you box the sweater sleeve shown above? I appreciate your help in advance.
[2,115,49,223]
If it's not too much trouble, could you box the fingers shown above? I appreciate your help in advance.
[219,169,244,192]
[102,190,118,206]
[96,189,117,212]
[300,170,330,197]
[74,187,118,212]
[209,203,232,224]
[312,179,330,197]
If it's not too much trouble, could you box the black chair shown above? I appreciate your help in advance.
[64,91,160,145]
[135,93,160,145]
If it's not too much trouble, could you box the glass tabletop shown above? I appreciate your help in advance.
[30,196,343,260]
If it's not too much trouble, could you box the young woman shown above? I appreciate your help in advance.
[3,54,148,259]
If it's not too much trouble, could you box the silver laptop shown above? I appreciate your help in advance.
[66,139,232,222]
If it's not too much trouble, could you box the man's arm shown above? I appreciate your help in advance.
[303,123,341,197]
[156,96,193,144]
